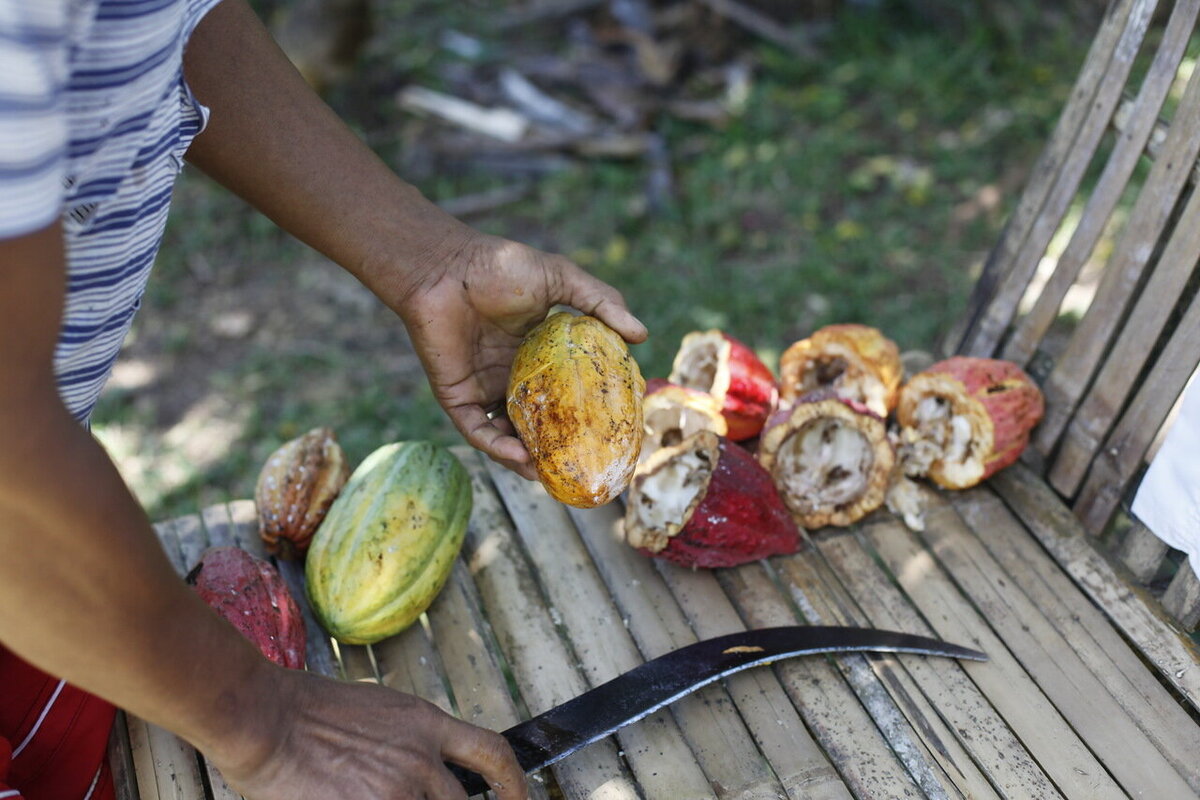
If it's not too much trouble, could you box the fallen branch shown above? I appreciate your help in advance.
[397,86,530,142]
[438,183,533,218]
[494,0,606,30]
[697,0,815,58]
[498,68,598,134]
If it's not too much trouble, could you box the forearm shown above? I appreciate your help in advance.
[182,0,470,297]
[0,408,277,763]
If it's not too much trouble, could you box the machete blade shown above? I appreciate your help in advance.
[449,625,985,794]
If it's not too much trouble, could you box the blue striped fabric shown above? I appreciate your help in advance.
[0,0,222,422]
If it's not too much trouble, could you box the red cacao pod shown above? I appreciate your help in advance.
[668,330,778,441]
[624,430,802,568]
[779,324,902,417]
[256,427,349,559]
[758,390,895,529]
[896,356,1044,490]
[187,546,306,669]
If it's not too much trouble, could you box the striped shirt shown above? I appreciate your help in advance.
[0,0,222,423]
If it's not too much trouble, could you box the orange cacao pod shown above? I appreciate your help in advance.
[507,312,645,508]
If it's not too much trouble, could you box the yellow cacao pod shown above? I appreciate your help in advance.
[304,441,471,644]
[507,312,645,508]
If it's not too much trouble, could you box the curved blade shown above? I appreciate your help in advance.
[450,625,985,794]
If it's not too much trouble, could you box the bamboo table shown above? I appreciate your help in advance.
[111,446,1200,800]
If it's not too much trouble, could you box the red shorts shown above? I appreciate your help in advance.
[0,647,115,800]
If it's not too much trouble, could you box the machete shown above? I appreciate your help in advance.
[448,625,986,794]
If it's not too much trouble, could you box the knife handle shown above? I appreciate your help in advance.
[446,761,490,796]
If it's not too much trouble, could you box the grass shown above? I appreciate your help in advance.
[93,0,1091,521]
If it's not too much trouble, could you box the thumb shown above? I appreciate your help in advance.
[554,257,648,344]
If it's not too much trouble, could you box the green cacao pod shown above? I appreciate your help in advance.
[305,441,471,644]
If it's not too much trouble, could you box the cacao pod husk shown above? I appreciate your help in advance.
[779,324,902,417]
[187,546,306,670]
[641,378,727,461]
[625,430,801,568]
[255,426,349,560]
[669,329,779,441]
[305,441,471,644]
[758,390,894,529]
[507,312,645,508]
[895,356,1044,490]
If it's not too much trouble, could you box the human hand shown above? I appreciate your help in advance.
[389,231,647,479]
[211,668,526,799]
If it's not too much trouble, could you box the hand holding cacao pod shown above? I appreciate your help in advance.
[388,231,646,479]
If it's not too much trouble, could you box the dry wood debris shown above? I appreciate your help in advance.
[392,0,821,199]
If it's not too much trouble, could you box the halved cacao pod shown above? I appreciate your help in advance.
[306,441,471,644]
[758,390,895,529]
[779,324,902,417]
[624,430,801,568]
[507,312,645,508]
[255,426,349,560]
[896,356,1044,490]
[668,330,778,441]
[187,547,306,669]
[641,378,727,460]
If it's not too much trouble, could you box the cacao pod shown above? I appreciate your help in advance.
[896,356,1044,489]
[507,312,645,508]
[669,329,778,441]
[641,378,727,461]
[625,430,801,568]
[779,324,902,417]
[758,391,894,529]
[305,441,471,644]
[187,547,306,670]
[255,426,349,560]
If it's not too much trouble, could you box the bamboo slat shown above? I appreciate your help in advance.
[455,455,639,799]
[108,712,141,800]
[857,516,1126,799]
[567,501,853,800]
[1035,47,1200,458]
[1163,564,1200,630]
[782,543,982,800]
[811,527,1063,799]
[419,561,555,800]
[955,0,1148,356]
[1117,519,1171,583]
[1002,0,1200,367]
[373,621,456,715]
[961,0,1156,364]
[482,461,732,800]
[948,487,1200,789]
[424,561,524,727]
[683,557,926,799]
[920,493,1198,796]
[755,552,971,800]
[1070,287,1200,534]
[126,716,207,800]
[991,464,1200,710]
[1049,176,1200,496]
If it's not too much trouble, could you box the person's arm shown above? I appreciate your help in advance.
[0,223,525,799]
[182,0,646,479]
